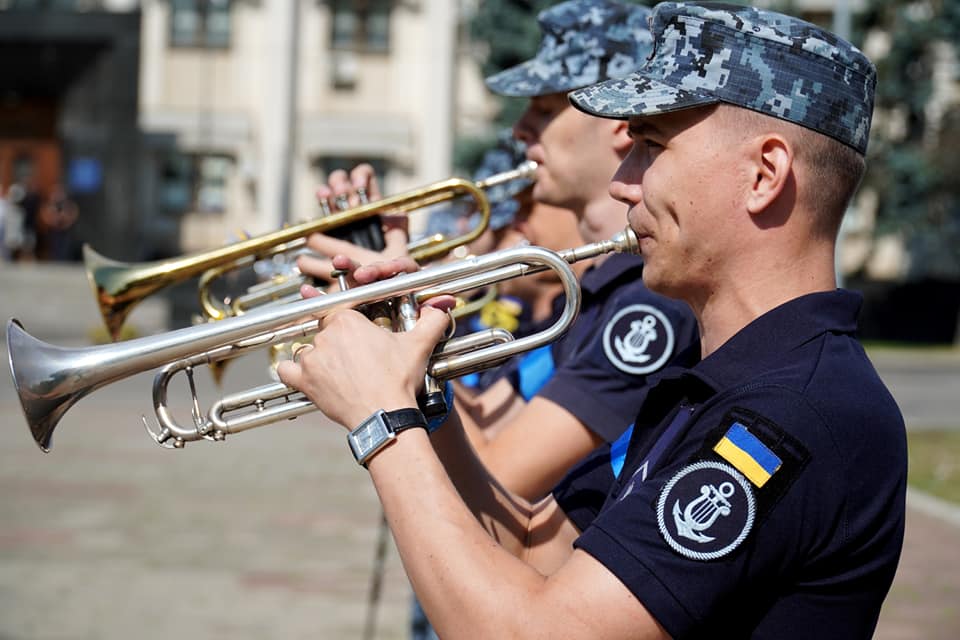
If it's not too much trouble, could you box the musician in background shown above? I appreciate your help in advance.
[279,4,906,637]
[424,133,544,347]
[434,0,697,499]
[298,0,698,503]
[428,135,592,402]
[454,185,590,409]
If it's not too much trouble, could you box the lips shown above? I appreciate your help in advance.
[627,210,650,238]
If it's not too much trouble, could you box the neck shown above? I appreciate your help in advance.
[693,241,837,358]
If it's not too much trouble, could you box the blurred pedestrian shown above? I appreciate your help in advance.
[40,184,79,261]
[2,183,27,261]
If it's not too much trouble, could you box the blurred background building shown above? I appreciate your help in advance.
[0,0,498,262]
[0,0,957,343]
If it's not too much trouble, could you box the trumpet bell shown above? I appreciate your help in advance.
[7,319,88,452]
[84,244,186,341]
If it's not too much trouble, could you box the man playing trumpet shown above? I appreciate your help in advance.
[278,2,906,637]
[299,0,698,502]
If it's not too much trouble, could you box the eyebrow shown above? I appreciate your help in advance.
[627,118,667,138]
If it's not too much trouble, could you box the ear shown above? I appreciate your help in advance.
[610,119,634,157]
[746,134,793,215]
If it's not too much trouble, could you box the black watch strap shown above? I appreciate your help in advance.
[384,408,428,433]
[348,408,428,466]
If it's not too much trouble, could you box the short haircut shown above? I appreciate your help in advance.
[714,104,866,239]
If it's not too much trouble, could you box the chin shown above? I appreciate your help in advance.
[640,266,672,296]
[532,182,562,208]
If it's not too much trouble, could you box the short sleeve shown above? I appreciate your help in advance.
[552,442,618,532]
[571,394,836,637]
[538,284,698,442]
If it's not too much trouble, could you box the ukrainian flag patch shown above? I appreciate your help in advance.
[713,422,782,488]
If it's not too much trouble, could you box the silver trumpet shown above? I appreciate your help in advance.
[8,228,639,452]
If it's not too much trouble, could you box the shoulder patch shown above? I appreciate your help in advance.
[656,460,756,561]
[713,422,782,488]
[698,408,812,528]
[602,304,675,375]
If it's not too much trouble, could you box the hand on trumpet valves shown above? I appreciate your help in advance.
[275,299,455,430]
[298,253,425,298]
[302,162,411,286]
[297,231,412,290]
[317,163,383,211]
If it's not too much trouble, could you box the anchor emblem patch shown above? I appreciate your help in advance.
[657,461,755,561]
[603,304,675,375]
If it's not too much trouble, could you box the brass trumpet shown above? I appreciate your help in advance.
[8,228,639,452]
[85,161,539,339]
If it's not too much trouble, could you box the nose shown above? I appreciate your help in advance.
[512,106,537,146]
[609,145,644,207]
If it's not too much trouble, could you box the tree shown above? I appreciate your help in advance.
[857,0,960,280]
[455,0,555,172]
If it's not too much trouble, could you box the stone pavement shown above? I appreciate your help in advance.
[1,262,958,638]
[0,354,413,639]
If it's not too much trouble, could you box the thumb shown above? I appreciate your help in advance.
[411,306,452,351]
[306,233,355,258]
[300,283,324,299]
[275,359,304,391]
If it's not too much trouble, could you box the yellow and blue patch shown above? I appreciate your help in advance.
[713,422,782,488]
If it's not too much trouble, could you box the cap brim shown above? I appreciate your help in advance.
[568,72,719,120]
[485,58,580,98]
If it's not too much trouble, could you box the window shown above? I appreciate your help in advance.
[330,0,391,53]
[170,0,231,49]
[160,152,233,215]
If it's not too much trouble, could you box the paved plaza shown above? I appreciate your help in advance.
[1,263,958,638]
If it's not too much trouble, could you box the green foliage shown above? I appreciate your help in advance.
[468,0,555,81]
[454,0,554,175]
[857,0,960,279]
[452,132,500,176]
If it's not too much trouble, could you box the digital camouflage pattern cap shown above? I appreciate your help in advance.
[476,133,533,230]
[569,2,877,154]
[485,0,654,97]
[424,132,531,237]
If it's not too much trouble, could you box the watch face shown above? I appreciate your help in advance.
[357,414,390,452]
[349,411,394,464]
[349,409,425,465]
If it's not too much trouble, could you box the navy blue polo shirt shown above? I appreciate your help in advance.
[473,253,697,426]
[553,290,907,639]
[532,252,698,442]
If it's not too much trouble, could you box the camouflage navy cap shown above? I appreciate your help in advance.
[568,2,877,154]
[485,0,653,97]
[474,134,533,230]
[425,133,531,237]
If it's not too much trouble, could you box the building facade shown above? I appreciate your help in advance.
[0,0,498,262]
[0,0,142,262]
[138,0,497,256]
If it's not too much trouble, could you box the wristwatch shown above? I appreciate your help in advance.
[347,408,428,466]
